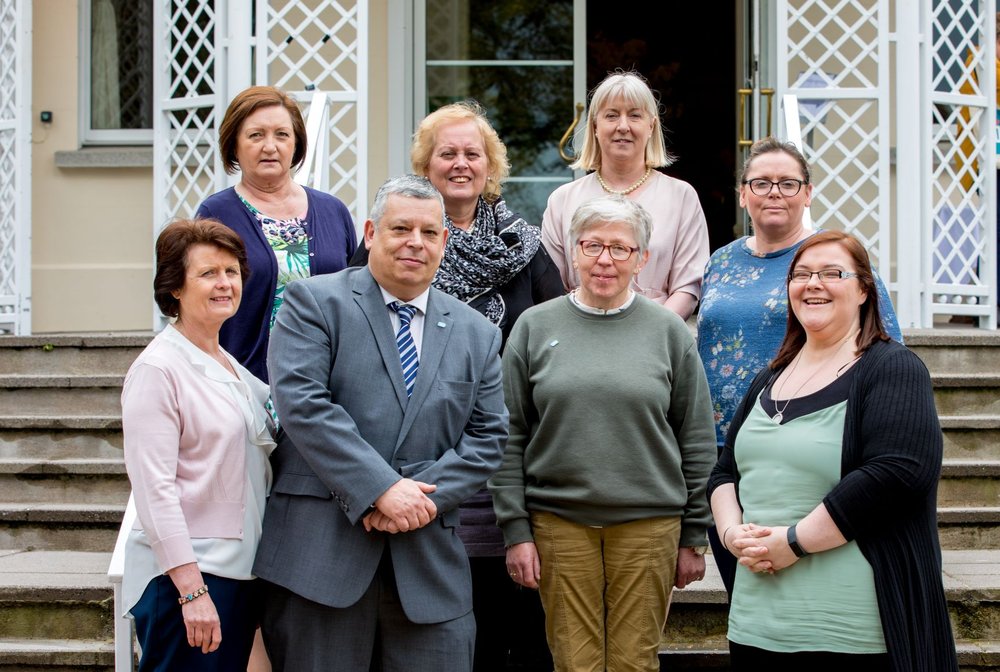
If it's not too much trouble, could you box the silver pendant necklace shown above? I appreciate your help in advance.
[771,334,860,424]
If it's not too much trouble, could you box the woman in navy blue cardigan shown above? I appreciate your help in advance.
[198,86,355,382]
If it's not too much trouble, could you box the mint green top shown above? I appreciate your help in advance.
[728,395,886,653]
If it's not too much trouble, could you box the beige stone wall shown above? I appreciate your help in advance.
[30,1,153,333]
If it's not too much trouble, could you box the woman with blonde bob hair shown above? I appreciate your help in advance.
[542,70,709,319]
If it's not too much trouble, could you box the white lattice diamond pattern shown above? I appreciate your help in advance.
[0,130,15,297]
[786,0,879,89]
[931,0,985,94]
[798,101,882,265]
[167,1,216,98]
[157,0,219,224]
[265,1,357,92]
[0,0,15,121]
[928,0,991,296]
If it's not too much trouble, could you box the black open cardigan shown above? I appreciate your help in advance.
[707,339,958,672]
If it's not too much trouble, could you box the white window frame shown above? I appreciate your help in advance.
[79,0,153,145]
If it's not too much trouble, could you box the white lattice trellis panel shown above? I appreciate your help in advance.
[778,0,891,274]
[153,0,224,229]
[258,0,367,226]
[0,0,30,334]
[924,0,996,323]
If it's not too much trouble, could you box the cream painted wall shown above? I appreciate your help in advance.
[368,1,389,212]
[31,1,154,333]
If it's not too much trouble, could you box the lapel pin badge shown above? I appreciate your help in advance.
[549,340,559,347]
[437,321,446,328]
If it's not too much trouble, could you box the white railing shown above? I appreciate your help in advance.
[108,493,137,672]
[294,89,330,191]
[781,94,813,232]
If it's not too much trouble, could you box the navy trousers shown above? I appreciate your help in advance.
[131,573,260,672]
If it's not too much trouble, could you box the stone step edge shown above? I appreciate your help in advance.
[904,330,1000,346]
[0,416,122,430]
[0,458,125,475]
[939,506,1000,523]
[933,373,1000,386]
[941,459,1000,476]
[0,638,114,666]
[656,640,1000,664]
[0,374,124,388]
[0,504,126,524]
[0,333,153,348]
[940,416,1000,429]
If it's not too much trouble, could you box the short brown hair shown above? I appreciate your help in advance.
[771,230,890,369]
[217,86,307,175]
[410,101,510,201]
[738,136,811,187]
[154,218,250,318]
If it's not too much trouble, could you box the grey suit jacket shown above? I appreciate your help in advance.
[253,267,508,624]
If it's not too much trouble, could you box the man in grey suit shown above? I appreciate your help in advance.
[254,175,509,671]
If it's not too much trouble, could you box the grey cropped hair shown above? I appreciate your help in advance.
[368,174,445,227]
[569,196,653,255]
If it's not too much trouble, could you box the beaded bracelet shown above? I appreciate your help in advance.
[177,585,209,605]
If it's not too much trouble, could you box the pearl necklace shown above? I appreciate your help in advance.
[596,167,652,196]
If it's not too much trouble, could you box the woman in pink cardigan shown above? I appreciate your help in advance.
[121,218,276,671]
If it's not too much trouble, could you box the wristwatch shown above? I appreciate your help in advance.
[686,546,708,556]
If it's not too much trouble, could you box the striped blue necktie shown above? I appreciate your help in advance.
[391,302,419,397]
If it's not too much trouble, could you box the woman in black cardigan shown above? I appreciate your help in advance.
[708,230,957,671]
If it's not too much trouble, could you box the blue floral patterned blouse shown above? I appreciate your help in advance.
[238,195,311,330]
[696,236,903,447]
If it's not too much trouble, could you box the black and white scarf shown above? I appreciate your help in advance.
[433,196,540,328]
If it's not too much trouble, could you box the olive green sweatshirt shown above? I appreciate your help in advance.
[489,295,716,548]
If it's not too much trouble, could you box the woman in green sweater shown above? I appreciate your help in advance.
[489,196,716,672]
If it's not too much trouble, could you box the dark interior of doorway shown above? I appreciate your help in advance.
[588,3,737,252]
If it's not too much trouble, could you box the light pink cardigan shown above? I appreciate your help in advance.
[121,325,274,573]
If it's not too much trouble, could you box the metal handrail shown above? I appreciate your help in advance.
[108,493,137,671]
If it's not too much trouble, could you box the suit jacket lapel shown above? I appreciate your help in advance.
[353,270,409,411]
[396,290,452,448]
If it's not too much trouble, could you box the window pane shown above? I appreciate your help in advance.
[425,0,573,61]
[91,0,153,130]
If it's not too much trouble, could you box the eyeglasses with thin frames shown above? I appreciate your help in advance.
[742,178,807,197]
[578,240,639,261]
[789,269,858,283]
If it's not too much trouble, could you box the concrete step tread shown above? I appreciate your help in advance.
[933,373,1000,386]
[940,416,1000,429]
[0,333,153,348]
[0,638,114,667]
[941,459,1000,475]
[656,639,1000,663]
[0,550,112,600]
[939,506,1000,523]
[0,503,126,524]
[0,457,125,475]
[0,415,122,430]
[904,329,1000,346]
[0,638,113,653]
[0,373,124,388]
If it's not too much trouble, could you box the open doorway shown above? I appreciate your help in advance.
[587,3,738,252]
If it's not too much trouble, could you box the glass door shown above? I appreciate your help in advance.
[416,0,585,225]
[736,0,776,237]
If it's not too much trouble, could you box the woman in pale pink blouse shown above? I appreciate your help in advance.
[542,70,710,320]
[121,218,275,672]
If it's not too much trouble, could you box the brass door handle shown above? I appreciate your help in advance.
[738,88,753,147]
[761,88,775,137]
[559,102,585,163]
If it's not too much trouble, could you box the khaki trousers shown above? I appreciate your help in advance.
[531,512,681,672]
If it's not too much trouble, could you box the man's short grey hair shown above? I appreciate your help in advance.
[368,174,445,226]
[569,196,653,255]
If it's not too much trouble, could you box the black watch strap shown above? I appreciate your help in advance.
[787,524,811,558]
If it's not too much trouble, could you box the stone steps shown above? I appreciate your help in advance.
[0,504,125,552]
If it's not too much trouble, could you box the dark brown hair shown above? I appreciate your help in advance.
[217,86,307,175]
[737,136,811,187]
[154,218,250,318]
[771,230,890,369]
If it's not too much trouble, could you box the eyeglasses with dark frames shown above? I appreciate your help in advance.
[742,178,807,197]
[578,240,639,261]
[789,269,858,283]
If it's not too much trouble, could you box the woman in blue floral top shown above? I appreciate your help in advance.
[697,137,901,595]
